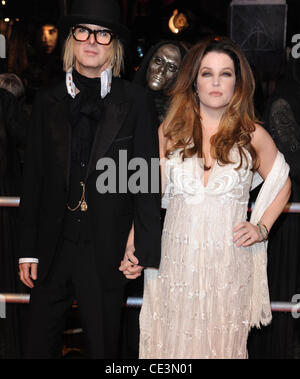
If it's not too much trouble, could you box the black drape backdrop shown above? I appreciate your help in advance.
[0,88,29,359]
[248,54,300,359]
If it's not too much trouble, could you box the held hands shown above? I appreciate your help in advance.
[19,263,38,288]
[233,221,265,247]
[119,225,144,279]
[119,248,143,280]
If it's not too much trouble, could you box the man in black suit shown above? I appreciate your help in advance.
[18,0,161,359]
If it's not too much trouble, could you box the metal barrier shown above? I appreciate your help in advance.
[0,294,299,313]
[0,197,20,207]
[0,294,144,307]
[1,197,300,313]
[249,202,300,213]
[1,197,300,212]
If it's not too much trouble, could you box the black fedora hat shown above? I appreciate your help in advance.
[61,0,130,41]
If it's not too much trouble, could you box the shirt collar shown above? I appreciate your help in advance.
[66,67,112,99]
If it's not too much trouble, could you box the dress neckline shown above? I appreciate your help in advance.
[203,159,216,188]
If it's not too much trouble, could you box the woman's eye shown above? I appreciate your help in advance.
[154,57,162,65]
[222,72,232,77]
[201,72,211,77]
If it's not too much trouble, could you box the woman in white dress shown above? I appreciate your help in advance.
[122,37,291,359]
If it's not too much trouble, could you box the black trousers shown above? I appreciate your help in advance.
[23,238,125,359]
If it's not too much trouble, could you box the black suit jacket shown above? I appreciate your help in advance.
[18,78,161,289]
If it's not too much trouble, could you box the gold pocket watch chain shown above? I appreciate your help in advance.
[67,181,88,212]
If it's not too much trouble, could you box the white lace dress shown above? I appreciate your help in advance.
[139,148,255,359]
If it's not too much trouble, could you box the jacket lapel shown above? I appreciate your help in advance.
[48,83,72,190]
[86,79,131,178]
[47,79,131,186]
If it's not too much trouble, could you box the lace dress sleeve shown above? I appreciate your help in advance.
[266,98,300,187]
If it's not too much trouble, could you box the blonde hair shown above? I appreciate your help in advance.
[62,30,124,77]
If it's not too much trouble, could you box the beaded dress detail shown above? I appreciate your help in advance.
[139,147,255,359]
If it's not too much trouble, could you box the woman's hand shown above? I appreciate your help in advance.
[233,221,263,247]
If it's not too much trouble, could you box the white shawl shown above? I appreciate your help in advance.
[249,151,290,328]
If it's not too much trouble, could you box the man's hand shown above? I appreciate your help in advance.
[19,263,38,288]
[119,259,144,280]
[119,225,144,279]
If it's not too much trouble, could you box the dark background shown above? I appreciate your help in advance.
[0,0,299,84]
[0,0,299,57]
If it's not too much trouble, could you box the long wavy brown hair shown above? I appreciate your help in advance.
[164,36,259,170]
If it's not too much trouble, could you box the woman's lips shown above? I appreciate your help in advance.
[209,91,223,96]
